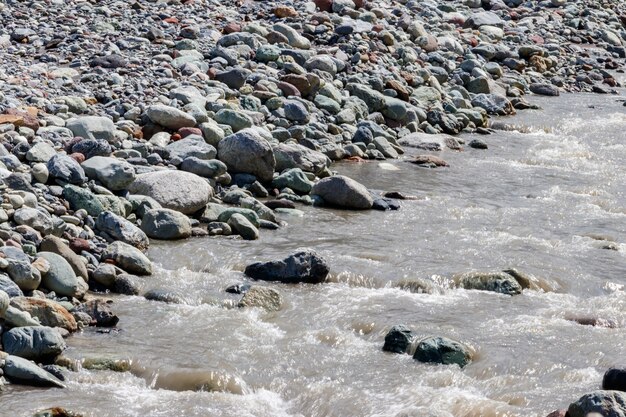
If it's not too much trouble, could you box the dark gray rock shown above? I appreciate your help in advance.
[4,355,65,388]
[455,271,523,295]
[47,154,87,185]
[383,325,414,354]
[244,250,329,284]
[217,129,275,182]
[604,369,626,392]
[74,299,119,327]
[2,326,66,361]
[311,175,373,209]
[413,336,473,367]
[567,391,626,417]
[96,211,149,250]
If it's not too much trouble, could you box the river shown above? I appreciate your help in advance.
[3,92,626,417]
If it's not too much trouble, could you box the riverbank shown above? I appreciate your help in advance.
[0,0,625,416]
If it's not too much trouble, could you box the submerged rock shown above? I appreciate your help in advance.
[383,325,414,354]
[311,175,373,210]
[244,250,329,284]
[413,336,473,368]
[455,271,523,295]
[238,286,283,312]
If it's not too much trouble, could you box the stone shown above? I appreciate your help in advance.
[9,297,77,332]
[567,391,626,417]
[166,136,217,160]
[66,116,116,143]
[0,275,23,298]
[38,252,87,298]
[530,83,560,96]
[145,105,196,130]
[455,271,523,295]
[144,289,185,304]
[3,355,65,388]
[74,300,119,327]
[62,185,105,217]
[13,207,53,235]
[244,250,329,284]
[81,156,136,190]
[238,286,283,312]
[383,325,414,354]
[227,213,259,240]
[129,170,212,215]
[464,11,503,28]
[2,326,66,361]
[101,241,152,275]
[180,158,227,178]
[214,109,253,133]
[96,211,149,250]
[71,138,113,160]
[215,67,251,89]
[0,246,40,291]
[0,289,9,315]
[140,208,192,240]
[284,100,310,123]
[413,336,473,367]
[26,142,56,163]
[273,143,329,175]
[272,168,313,194]
[40,236,88,280]
[217,129,275,183]
[311,175,373,209]
[604,368,626,392]
[47,154,87,185]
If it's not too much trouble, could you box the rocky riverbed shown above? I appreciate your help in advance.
[0,0,626,415]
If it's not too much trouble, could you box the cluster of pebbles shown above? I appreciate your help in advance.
[0,0,625,415]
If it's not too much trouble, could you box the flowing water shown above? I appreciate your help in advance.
[3,93,626,417]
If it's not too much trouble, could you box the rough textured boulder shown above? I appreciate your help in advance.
[244,250,330,284]
[413,336,473,367]
[140,209,192,240]
[311,175,373,209]
[238,286,283,312]
[10,297,78,332]
[96,211,149,250]
[2,326,66,361]
[3,355,65,388]
[145,105,196,129]
[66,116,116,142]
[383,325,414,354]
[128,170,212,214]
[273,142,329,175]
[567,391,626,417]
[46,154,87,185]
[217,129,275,182]
[455,271,523,295]
[101,241,152,275]
[81,156,136,190]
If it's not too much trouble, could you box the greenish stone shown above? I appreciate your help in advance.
[62,185,104,217]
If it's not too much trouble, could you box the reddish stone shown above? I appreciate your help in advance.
[70,238,91,254]
[346,156,366,163]
[207,68,218,79]
[2,108,40,131]
[313,0,333,12]
[69,153,85,163]
[545,409,566,417]
[385,79,410,102]
[163,16,179,24]
[170,133,182,142]
[372,24,384,33]
[223,22,241,34]
[353,0,364,8]
[410,155,449,167]
[5,240,21,248]
[604,77,618,87]
[276,81,302,97]
[274,6,298,18]
[530,35,544,44]
[178,127,202,138]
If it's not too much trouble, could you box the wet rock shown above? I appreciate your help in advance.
[530,83,560,97]
[567,391,626,417]
[101,241,152,276]
[455,271,523,295]
[227,213,259,240]
[2,326,66,361]
[238,286,283,312]
[311,175,373,209]
[408,155,449,168]
[3,355,65,388]
[33,407,83,417]
[218,129,275,183]
[383,325,414,354]
[413,336,473,367]
[140,209,192,240]
[96,211,149,250]
[129,170,212,215]
[74,300,119,327]
[603,368,626,392]
[245,250,329,284]
[144,288,185,304]
[10,297,77,332]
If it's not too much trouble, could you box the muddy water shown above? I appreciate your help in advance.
[3,93,626,417]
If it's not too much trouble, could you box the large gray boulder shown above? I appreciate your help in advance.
[96,211,149,251]
[273,143,329,175]
[140,209,192,240]
[13,207,54,235]
[81,156,136,190]
[101,241,152,275]
[47,154,87,185]
[166,136,217,160]
[39,236,89,280]
[0,247,40,291]
[38,252,87,298]
[145,105,196,130]
[128,170,212,214]
[567,391,626,417]
[3,355,65,388]
[217,129,275,183]
[2,326,66,361]
[244,250,330,284]
[66,116,116,143]
[311,175,373,209]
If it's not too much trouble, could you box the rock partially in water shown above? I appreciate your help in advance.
[383,325,414,354]
[140,208,192,240]
[144,288,185,304]
[245,250,330,284]
[455,271,523,295]
[413,336,473,368]
[238,286,283,312]
[10,297,77,332]
[2,326,66,362]
[3,355,65,388]
[227,213,259,240]
[33,407,83,417]
[604,368,626,392]
[101,241,152,276]
[311,175,373,210]
[502,268,555,292]
[74,299,119,327]
[567,390,626,417]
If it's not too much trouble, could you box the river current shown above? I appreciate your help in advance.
[3,93,626,417]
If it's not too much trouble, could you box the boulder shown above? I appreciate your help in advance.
[144,289,185,304]
[129,170,212,215]
[46,154,87,185]
[9,297,77,332]
[40,236,88,280]
[238,286,283,312]
[74,300,119,327]
[0,275,23,298]
[0,289,9,316]
[272,168,313,194]
[101,241,152,275]
[0,246,40,291]
[244,250,329,284]
[383,325,414,354]
[455,271,523,295]
[38,252,87,298]
[145,105,196,130]
[311,175,373,209]
[62,185,105,217]
[604,368,626,392]
[2,326,66,361]
[273,143,329,175]
[13,207,53,235]
[140,209,192,240]
[413,336,473,367]
[96,211,149,250]
[81,156,136,190]
[3,355,65,388]
[66,116,116,143]
[567,391,626,417]
[166,136,217,160]
[218,129,275,183]
[227,213,259,240]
